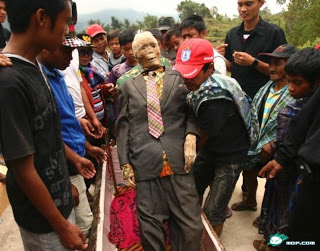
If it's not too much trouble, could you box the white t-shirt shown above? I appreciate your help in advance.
[60,50,86,118]
[213,48,227,76]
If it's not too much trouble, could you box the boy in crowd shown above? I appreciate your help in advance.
[259,48,320,251]
[0,0,10,50]
[107,29,125,70]
[37,36,107,238]
[180,14,226,75]
[86,23,109,78]
[173,38,251,237]
[232,45,297,213]
[165,24,184,53]
[0,0,87,250]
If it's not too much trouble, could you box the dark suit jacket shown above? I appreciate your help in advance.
[116,67,198,181]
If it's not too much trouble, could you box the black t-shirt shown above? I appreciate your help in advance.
[0,55,73,233]
[225,18,287,98]
[198,98,249,164]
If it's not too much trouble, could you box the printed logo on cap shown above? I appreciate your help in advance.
[181,47,191,62]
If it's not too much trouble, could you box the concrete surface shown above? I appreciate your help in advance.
[0,176,266,251]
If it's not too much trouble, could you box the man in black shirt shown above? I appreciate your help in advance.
[217,0,287,98]
[0,0,88,250]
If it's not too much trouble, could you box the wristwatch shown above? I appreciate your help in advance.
[251,58,259,68]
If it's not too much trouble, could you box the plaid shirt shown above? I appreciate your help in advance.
[251,80,295,156]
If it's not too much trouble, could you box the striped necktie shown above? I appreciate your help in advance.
[146,71,164,138]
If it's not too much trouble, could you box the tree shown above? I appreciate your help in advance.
[87,19,109,33]
[284,0,320,46]
[124,19,131,29]
[111,16,123,30]
[177,0,213,20]
[143,15,158,30]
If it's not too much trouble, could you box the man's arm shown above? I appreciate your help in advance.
[233,51,269,75]
[8,154,87,250]
[64,144,96,179]
[80,83,105,138]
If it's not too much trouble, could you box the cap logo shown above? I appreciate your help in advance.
[82,35,91,44]
[181,47,191,62]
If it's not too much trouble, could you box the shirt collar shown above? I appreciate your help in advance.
[238,16,265,36]
[41,64,63,79]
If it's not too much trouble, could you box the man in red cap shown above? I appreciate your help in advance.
[86,24,109,78]
[174,38,252,237]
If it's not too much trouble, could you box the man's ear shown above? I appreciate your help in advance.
[35,8,47,28]
[200,30,206,39]
[258,0,265,8]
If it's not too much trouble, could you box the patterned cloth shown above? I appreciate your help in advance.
[79,64,105,88]
[146,71,164,138]
[116,57,171,88]
[252,81,295,157]
[186,73,257,145]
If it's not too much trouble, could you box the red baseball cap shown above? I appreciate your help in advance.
[173,38,214,79]
[86,24,106,38]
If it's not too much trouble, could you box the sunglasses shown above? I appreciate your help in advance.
[78,49,93,57]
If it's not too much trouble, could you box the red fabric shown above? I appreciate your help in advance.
[108,187,171,248]
[108,188,140,248]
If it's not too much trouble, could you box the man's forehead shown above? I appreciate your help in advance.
[237,0,257,4]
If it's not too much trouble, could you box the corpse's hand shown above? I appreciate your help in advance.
[71,184,79,207]
[258,159,283,179]
[74,157,96,179]
[184,134,196,173]
[233,51,255,66]
[121,163,135,187]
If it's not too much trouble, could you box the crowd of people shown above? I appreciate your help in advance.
[0,0,319,251]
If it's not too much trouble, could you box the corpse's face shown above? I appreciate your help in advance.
[136,37,161,70]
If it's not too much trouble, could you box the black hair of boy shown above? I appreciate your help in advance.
[107,29,120,42]
[71,1,77,21]
[285,48,320,86]
[5,0,70,33]
[180,14,206,33]
[165,24,182,41]
[119,29,136,46]
[149,28,163,42]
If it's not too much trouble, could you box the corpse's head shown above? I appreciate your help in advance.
[132,31,161,70]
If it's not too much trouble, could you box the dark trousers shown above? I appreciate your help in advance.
[135,174,202,251]
[284,179,320,251]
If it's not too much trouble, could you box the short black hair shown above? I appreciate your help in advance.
[107,29,120,42]
[165,24,182,41]
[119,29,136,46]
[5,0,70,33]
[71,1,77,21]
[285,48,320,86]
[202,63,212,73]
[180,14,206,33]
[149,28,163,42]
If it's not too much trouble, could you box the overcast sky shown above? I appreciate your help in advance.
[75,0,287,18]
